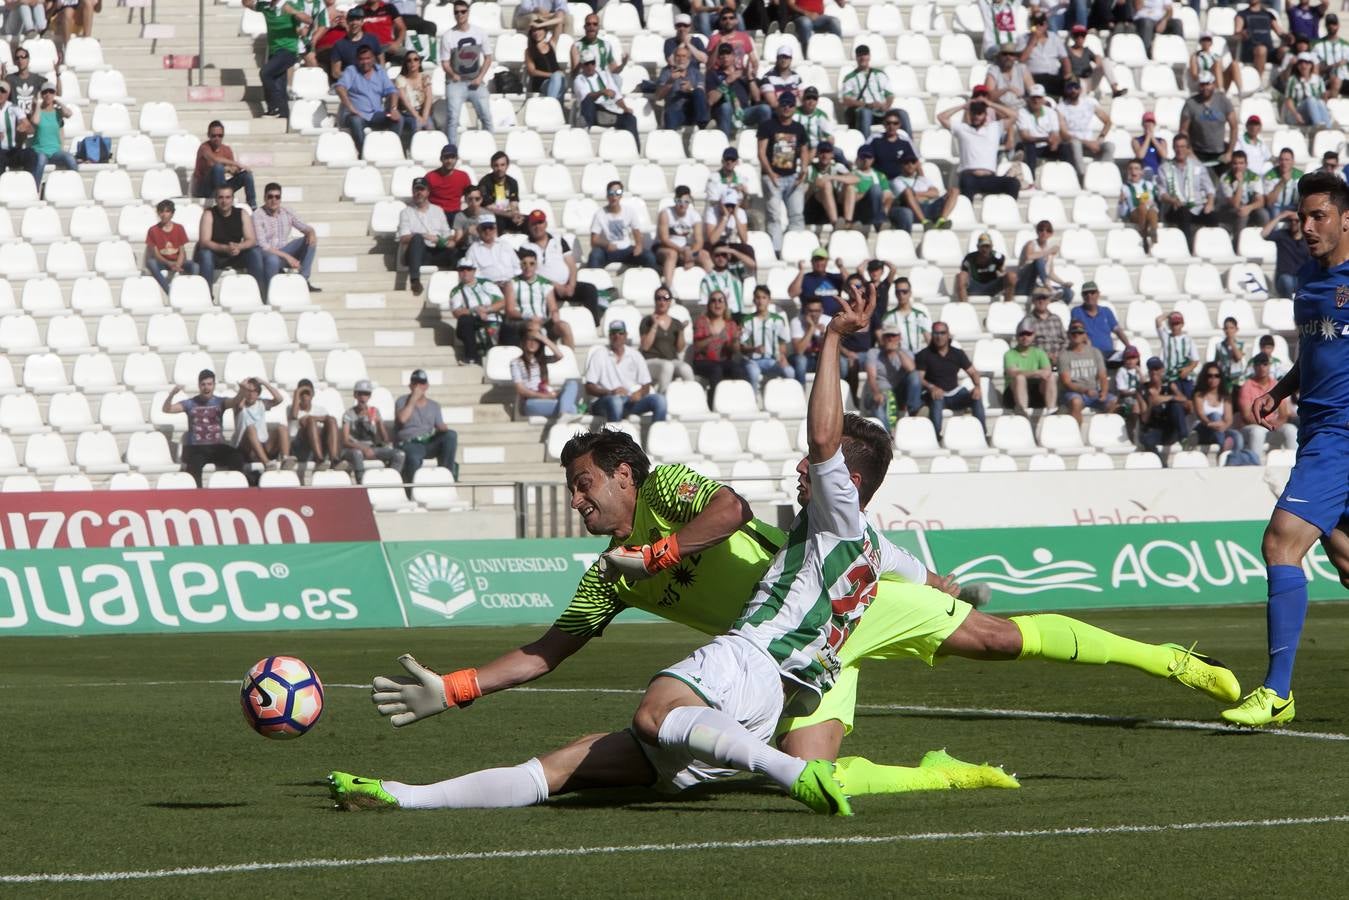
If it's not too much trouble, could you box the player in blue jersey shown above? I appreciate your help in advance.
[1224,171,1349,727]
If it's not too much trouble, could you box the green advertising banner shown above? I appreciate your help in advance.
[0,542,403,636]
[915,522,1346,613]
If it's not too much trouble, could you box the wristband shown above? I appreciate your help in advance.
[441,667,482,707]
[648,533,681,572]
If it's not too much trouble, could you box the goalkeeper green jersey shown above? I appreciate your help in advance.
[553,464,785,639]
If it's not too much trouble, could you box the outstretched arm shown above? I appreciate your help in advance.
[807,281,876,463]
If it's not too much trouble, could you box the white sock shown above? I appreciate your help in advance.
[383,758,550,810]
[657,705,807,790]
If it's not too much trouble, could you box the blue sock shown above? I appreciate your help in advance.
[1263,564,1309,697]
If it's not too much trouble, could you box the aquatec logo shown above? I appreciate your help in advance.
[403,552,477,619]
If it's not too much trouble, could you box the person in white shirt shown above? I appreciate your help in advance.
[655,185,709,286]
[1015,84,1064,174]
[583,321,668,422]
[448,258,506,366]
[1020,11,1070,96]
[397,177,456,297]
[937,97,1021,200]
[587,180,657,270]
[573,51,639,145]
[523,210,602,325]
[233,376,294,470]
[1056,78,1112,176]
[438,1,493,145]
[464,213,521,311]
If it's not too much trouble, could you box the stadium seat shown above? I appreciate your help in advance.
[46,313,94,354]
[69,206,114,244]
[207,469,250,489]
[893,417,947,458]
[109,472,151,490]
[1171,450,1210,469]
[25,431,77,475]
[21,276,65,316]
[665,380,718,421]
[764,379,807,418]
[712,380,766,420]
[990,415,1038,457]
[73,352,118,394]
[48,390,94,433]
[1086,414,1135,454]
[1026,451,1067,471]
[696,420,749,462]
[363,468,418,512]
[978,453,1018,472]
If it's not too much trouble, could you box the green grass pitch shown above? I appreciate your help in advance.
[3,604,1348,898]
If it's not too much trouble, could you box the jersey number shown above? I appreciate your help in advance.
[827,562,877,650]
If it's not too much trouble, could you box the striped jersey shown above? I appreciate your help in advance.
[1287,74,1327,104]
[879,306,931,354]
[1118,177,1156,215]
[449,279,504,323]
[1314,36,1349,75]
[512,274,553,320]
[700,269,745,316]
[793,107,833,147]
[730,449,914,716]
[741,312,790,359]
[1156,325,1197,381]
[1263,167,1304,209]
[840,67,892,105]
[1218,169,1262,206]
[553,464,785,638]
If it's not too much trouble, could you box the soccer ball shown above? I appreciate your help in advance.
[240,656,325,740]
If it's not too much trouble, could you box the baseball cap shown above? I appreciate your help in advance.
[1197,71,1215,84]
[810,247,829,259]
[1068,322,1087,334]
[580,49,598,63]
[971,84,990,97]
[478,213,497,227]
[1017,326,1035,336]
[1081,280,1099,293]
[441,143,458,157]
[1298,51,1317,63]
[1071,23,1087,34]
[40,82,55,93]
[855,43,871,57]
[411,176,429,189]
[353,379,373,394]
[881,324,902,336]
[1247,114,1262,124]
[777,44,794,57]
[898,152,919,165]
[857,146,875,159]
[802,86,819,100]
[527,209,547,224]
[976,232,993,246]
[816,141,834,154]
[1146,356,1164,370]
[1168,311,1184,324]
[608,320,627,333]
[1032,287,1051,300]
[345,7,364,18]
[1063,77,1081,90]
[722,147,739,160]
[778,90,797,106]
[1123,345,1140,358]
[1329,13,1340,24]
[674,12,692,24]
[410,369,429,383]
[1029,84,1046,98]
[1142,111,1156,123]
[1199,30,1213,40]
[1252,352,1272,366]
[456,258,476,269]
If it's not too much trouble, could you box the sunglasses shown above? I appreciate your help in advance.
[1018,331,1035,336]
[709,297,725,303]
[608,190,624,197]
[932,329,949,335]
[265,193,282,199]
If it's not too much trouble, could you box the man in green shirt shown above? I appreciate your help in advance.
[245,0,311,119]
[1003,324,1056,415]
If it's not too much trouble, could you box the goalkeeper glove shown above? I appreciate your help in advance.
[370,653,482,727]
[598,534,682,583]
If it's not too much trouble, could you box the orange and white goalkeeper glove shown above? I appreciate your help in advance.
[370,653,481,727]
[598,534,682,583]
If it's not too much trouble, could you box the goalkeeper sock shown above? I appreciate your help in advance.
[383,757,550,809]
[658,705,807,789]
[833,756,950,796]
[1010,613,1173,675]
[1263,564,1308,697]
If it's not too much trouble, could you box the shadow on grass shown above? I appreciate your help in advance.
[549,779,794,812]
[147,801,249,810]
[865,708,1241,737]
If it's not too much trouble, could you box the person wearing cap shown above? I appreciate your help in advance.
[1244,333,1289,381]
[983,44,1033,111]
[706,5,756,71]
[839,44,893,137]
[1056,77,1112,176]
[937,97,1021,201]
[1179,70,1236,168]
[1131,0,1182,57]
[340,379,405,482]
[1154,311,1199,397]
[804,141,857,230]
[738,284,791,390]
[448,259,505,366]
[1284,52,1331,126]
[1119,160,1160,250]
[336,45,412,153]
[145,199,201,293]
[957,233,1015,304]
[1236,115,1270,177]
[1188,32,1226,93]
[439,0,494,146]
[1015,84,1063,175]
[397,177,455,296]
[477,151,524,233]
[793,85,834,149]
[192,120,256,209]
[706,44,769,138]
[1016,219,1073,303]
[513,0,567,40]
[851,146,903,229]
[570,11,622,75]
[657,184,710,287]
[1021,10,1069,97]
[862,322,918,432]
[1003,323,1056,417]
[706,146,745,205]
[162,370,250,487]
[1218,149,1271,235]
[1234,352,1297,457]
[1070,280,1127,360]
[654,43,709,130]
[573,49,638,144]
[1112,346,1144,433]
[775,0,841,55]
[1135,356,1189,461]
[394,369,459,482]
[1314,14,1349,99]
[1231,0,1280,83]
[524,210,603,325]
[506,247,574,348]
[1156,134,1218,247]
[1067,23,1126,98]
[757,45,801,112]
[231,376,294,472]
[639,286,694,392]
[425,143,471,217]
[1130,111,1169,176]
[242,0,309,117]
[1058,321,1116,423]
[914,321,986,432]
[1018,287,1067,364]
[588,179,657,270]
[1263,147,1304,216]
[24,82,72,186]
[255,180,321,294]
[662,13,708,67]
[757,89,811,254]
[465,213,523,310]
[584,320,668,423]
[328,6,382,80]
[525,18,567,102]
[1262,205,1311,298]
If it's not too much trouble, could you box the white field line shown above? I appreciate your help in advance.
[4,815,1349,884]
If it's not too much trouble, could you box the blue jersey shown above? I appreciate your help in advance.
[1294,259,1349,430]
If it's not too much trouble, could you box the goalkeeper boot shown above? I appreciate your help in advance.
[328,771,400,810]
[1221,687,1296,728]
[919,749,1020,790]
[1163,642,1242,703]
[789,759,853,817]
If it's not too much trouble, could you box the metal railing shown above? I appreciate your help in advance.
[515,482,583,539]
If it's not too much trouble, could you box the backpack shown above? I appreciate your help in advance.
[491,69,523,95]
[76,134,110,163]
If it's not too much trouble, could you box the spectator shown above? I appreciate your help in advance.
[243,0,309,119]
[1236,352,1298,456]
[1187,32,1226,92]
[511,325,581,418]
[1114,345,1144,437]
[1245,334,1290,379]
[145,199,200,293]
[1192,362,1245,454]
[878,276,930,353]
[573,50,638,144]
[1155,311,1199,398]
[915,323,986,433]
[1262,209,1310,298]
[26,83,74,186]
[1236,115,1271,175]
[195,185,264,288]
[570,11,621,74]
[1071,281,1127,361]
[1003,324,1057,416]
[191,121,256,209]
[691,291,743,396]
[707,147,746,206]
[706,44,768,138]
[48,0,79,45]
[288,378,346,471]
[703,186,756,274]
[464,213,520,308]
[448,259,504,365]
[1016,220,1074,301]
[1285,52,1331,126]
[778,0,840,53]
[1019,287,1067,365]
[657,186,710,291]
[639,287,694,392]
[1119,159,1161,251]
[1276,34,1315,97]
[1021,12,1069,96]
[804,140,856,229]
[655,44,709,129]
[583,321,668,422]
[394,369,459,481]
[1056,78,1111,176]
[450,184,487,258]
[706,5,757,71]
[757,90,810,254]
[1230,0,1281,83]
[1156,133,1218,246]
[525,20,566,102]
[866,110,919,181]
[1214,316,1245,392]
[514,0,568,39]
[758,46,801,112]
[477,151,524,233]
[790,247,844,311]
[1058,321,1116,423]
[1138,356,1190,463]
[524,209,603,325]
[233,377,293,470]
[839,45,892,136]
[1016,85,1063,174]
[790,295,833,383]
[588,180,656,269]
[1289,0,1325,46]
[340,379,406,482]
[4,46,43,115]
[311,0,348,73]
[665,13,708,65]
[1218,149,1270,235]
[957,232,1015,304]
[1067,23,1125,96]
[163,370,249,487]
[939,98,1021,200]
[1315,14,1349,98]
[864,325,919,430]
[1179,72,1237,169]
[792,85,834,149]
[329,9,382,79]
[1131,112,1169,175]
[425,143,471,217]
[1263,147,1304,215]
[6,0,45,40]
[1320,150,1346,179]
[391,0,437,44]
[506,247,573,348]
[399,177,455,297]
[978,0,1019,60]
[851,147,902,230]
[1132,0,1182,57]
[355,0,406,61]
[395,49,435,131]
[335,45,411,153]
[888,152,955,232]
[439,0,493,146]
[253,181,319,294]
[740,284,791,390]
[984,45,1033,111]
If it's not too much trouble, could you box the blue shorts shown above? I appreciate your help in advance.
[1064,390,1114,411]
[1276,424,1349,536]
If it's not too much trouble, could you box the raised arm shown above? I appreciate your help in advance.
[807,281,875,462]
